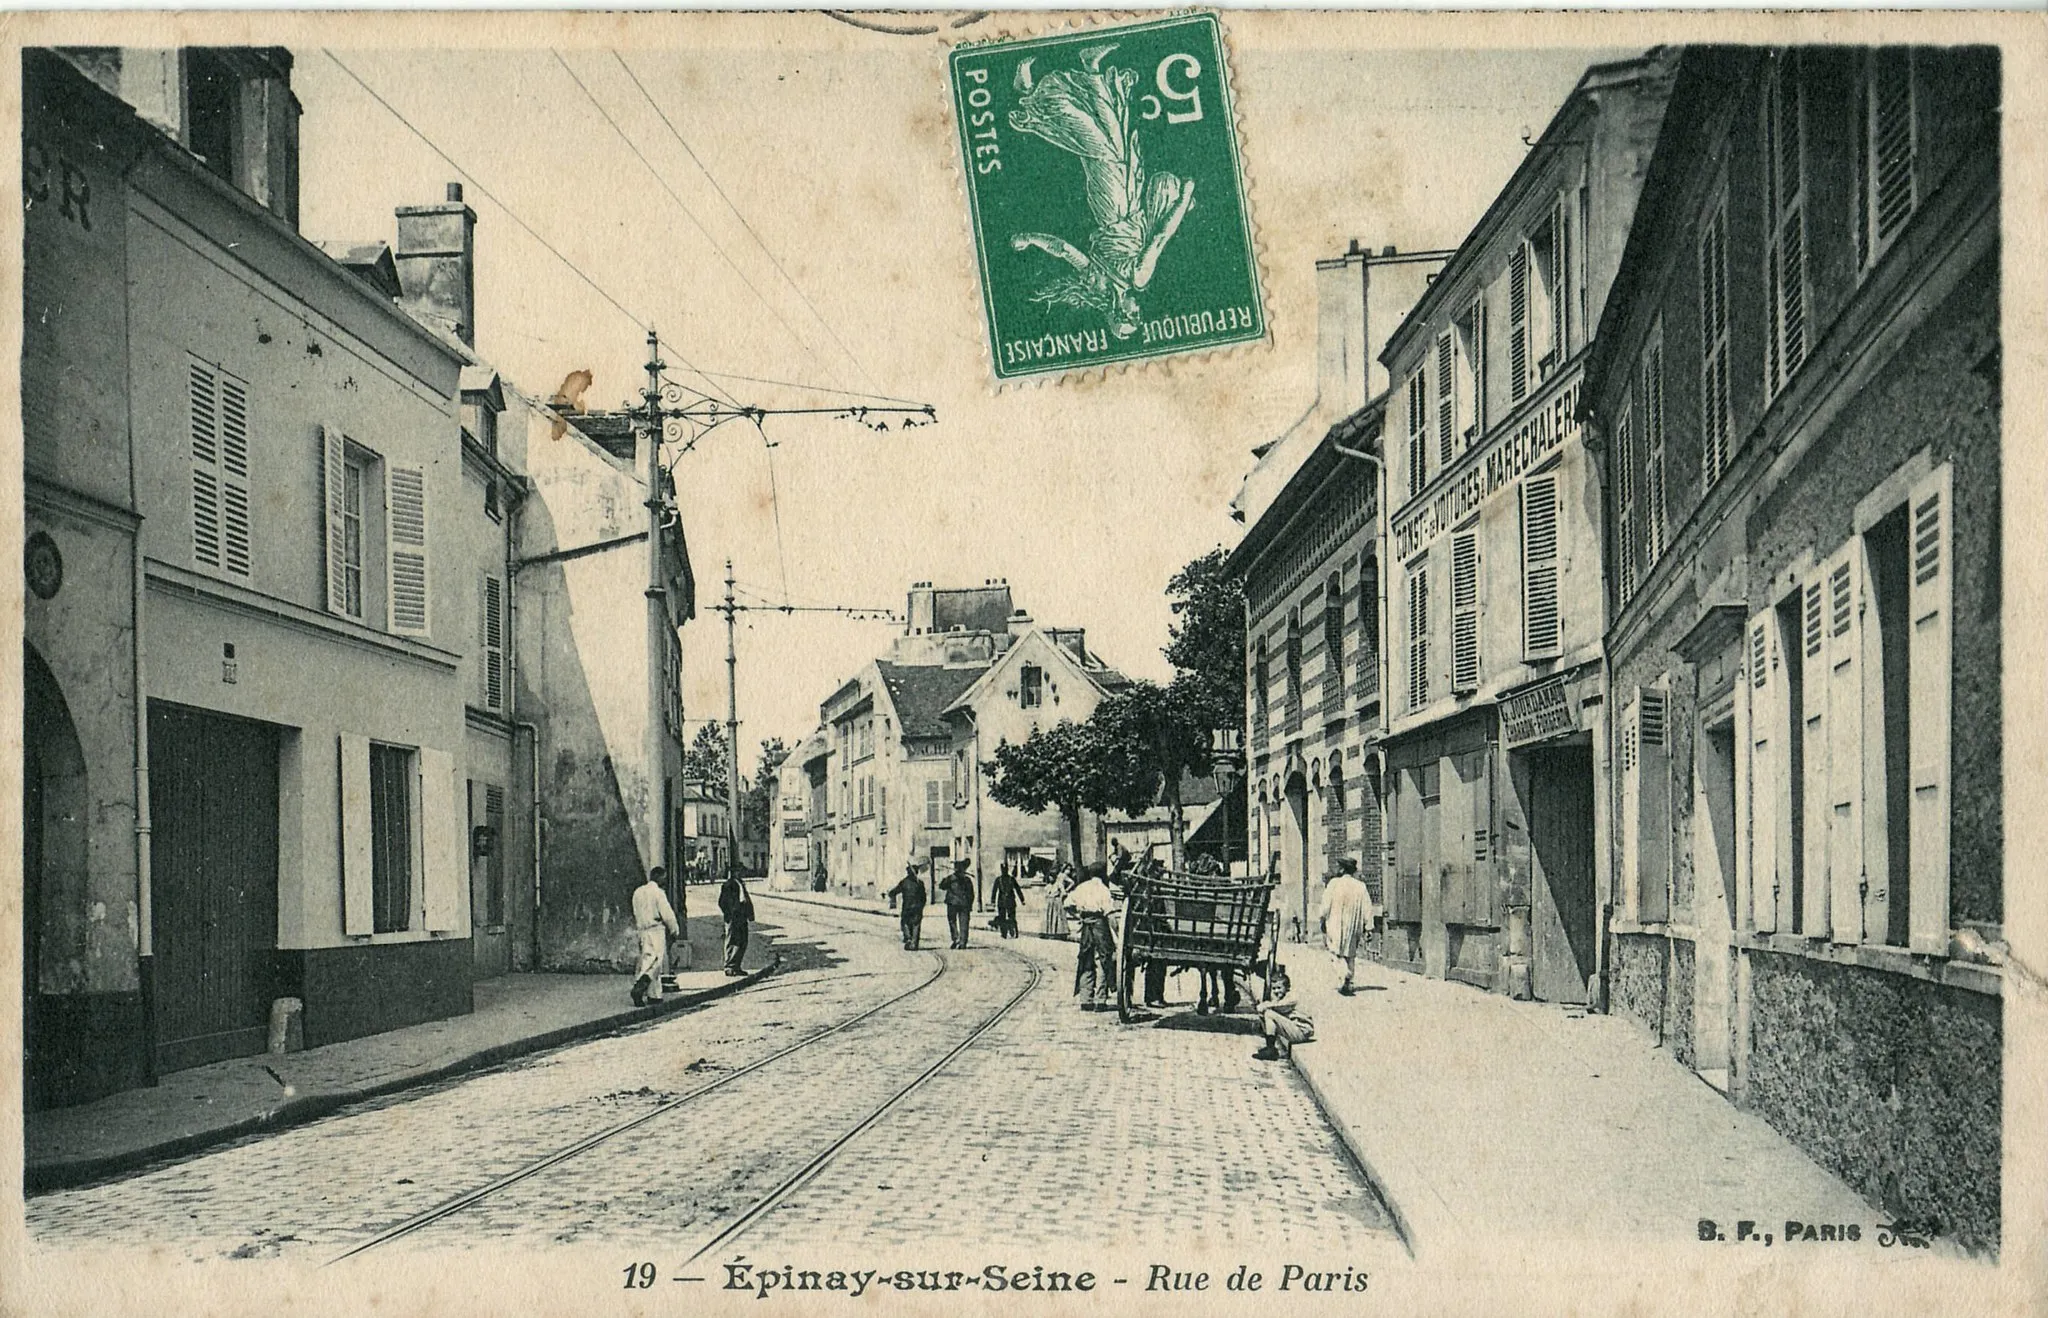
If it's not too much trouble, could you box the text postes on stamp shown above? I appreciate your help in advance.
[950,14,1265,380]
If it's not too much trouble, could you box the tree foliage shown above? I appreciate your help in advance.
[1164,547,1245,730]
[984,720,1145,865]
[737,737,789,846]
[1091,677,1216,865]
[686,723,730,799]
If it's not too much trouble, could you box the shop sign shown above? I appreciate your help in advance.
[1393,370,1581,561]
[1500,676,1579,748]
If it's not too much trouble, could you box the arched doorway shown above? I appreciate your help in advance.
[1282,769,1309,942]
[24,644,89,1111]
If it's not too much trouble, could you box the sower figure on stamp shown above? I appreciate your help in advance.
[1317,857,1373,996]
[885,863,927,951]
[940,859,978,949]
[1066,861,1118,1011]
[718,870,754,976]
[631,867,682,1007]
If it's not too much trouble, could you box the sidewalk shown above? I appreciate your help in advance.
[1280,947,1884,1259]
[26,914,775,1194]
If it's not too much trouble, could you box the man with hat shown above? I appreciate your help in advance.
[939,858,978,949]
[885,861,928,950]
[1064,860,1118,1010]
[1316,856,1374,996]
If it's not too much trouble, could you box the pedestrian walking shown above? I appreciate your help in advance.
[1317,857,1374,995]
[991,862,1027,939]
[885,863,927,950]
[630,867,681,1006]
[1065,861,1118,1010]
[718,871,755,976]
[940,859,977,948]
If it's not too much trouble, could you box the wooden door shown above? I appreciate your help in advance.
[149,704,279,1072]
[1528,745,1596,1003]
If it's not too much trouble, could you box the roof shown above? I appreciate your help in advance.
[565,410,639,462]
[318,241,401,299]
[459,364,505,411]
[876,662,989,739]
[1224,396,1385,582]
[931,585,1014,634]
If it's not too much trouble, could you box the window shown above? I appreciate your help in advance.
[1285,609,1303,725]
[1406,369,1428,497]
[879,784,888,833]
[1254,637,1270,725]
[1764,52,1808,402]
[1455,300,1485,444]
[324,426,430,636]
[1529,201,1566,377]
[1324,571,1345,702]
[1020,664,1044,709]
[185,51,239,185]
[1406,562,1429,712]
[1521,474,1561,659]
[927,779,943,827]
[1857,49,1917,269]
[478,574,506,712]
[341,455,366,619]
[1451,531,1479,693]
[1357,554,1380,701]
[189,358,252,580]
[369,743,416,934]
[1698,193,1733,488]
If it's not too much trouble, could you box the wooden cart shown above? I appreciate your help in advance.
[1114,867,1279,1023]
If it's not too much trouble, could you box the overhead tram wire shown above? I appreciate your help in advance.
[612,50,887,396]
[549,51,823,378]
[321,50,738,408]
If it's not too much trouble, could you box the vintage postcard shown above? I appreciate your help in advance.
[4,9,2043,1318]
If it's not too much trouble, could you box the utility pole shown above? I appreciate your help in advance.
[642,331,673,915]
[724,559,742,884]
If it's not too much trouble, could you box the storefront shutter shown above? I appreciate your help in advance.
[421,747,464,933]
[1801,576,1830,935]
[339,733,374,936]
[1451,532,1480,694]
[1825,544,1866,944]
[1521,475,1561,659]
[1907,465,1951,954]
[1638,689,1671,923]
[387,465,430,635]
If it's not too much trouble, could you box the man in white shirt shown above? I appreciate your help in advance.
[1064,861,1118,1010]
[631,867,682,1006]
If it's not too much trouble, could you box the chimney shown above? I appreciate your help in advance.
[906,582,935,635]
[394,182,478,346]
[1312,248,1370,417]
[1007,608,1033,639]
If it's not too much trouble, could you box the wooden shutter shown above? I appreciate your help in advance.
[1472,300,1489,435]
[478,573,505,710]
[926,779,941,826]
[1638,689,1671,923]
[1508,244,1530,403]
[1644,339,1667,563]
[1548,199,1568,362]
[1469,750,1494,925]
[1699,202,1731,486]
[1748,611,1781,933]
[322,425,349,614]
[1521,475,1561,659]
[1907,465,1951,954]
[1765,54,1807,400]
[1407,562,1429,711]
[1614,401,1636,606]
[1407,370,1428,497]
[218,373,252,577]
[1801,576,1829,936]
[339,733,375,936]
[189,362,222,571]
[1436,331,1456,467]
[1442,753,1475,924]
[421,747,463,933]
[186,360,254,579]
[1825,544,1866,944]
[388,465,430,635]
[1451,531,1479,693]
[1870,50,1916,253]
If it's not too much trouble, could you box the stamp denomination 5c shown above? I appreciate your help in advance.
[949,14,1266,380]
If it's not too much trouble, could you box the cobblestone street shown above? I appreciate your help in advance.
[26,898,1398,1265]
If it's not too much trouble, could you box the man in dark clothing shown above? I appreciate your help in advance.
[885,863,927,950]
[717,872,754,976]
[991,863,1026,939]
[940,860,977,949]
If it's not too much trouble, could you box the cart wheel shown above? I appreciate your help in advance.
[1116,967,1133,1023]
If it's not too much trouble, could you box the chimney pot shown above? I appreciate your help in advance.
[1382,245,1397,258]
[1347,238,1362,256]
[446,182,464,203]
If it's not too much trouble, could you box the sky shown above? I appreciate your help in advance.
[291,16,1632,779]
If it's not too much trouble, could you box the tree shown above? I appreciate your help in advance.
[1089,677,1215,868]
[984,720,1149,869]
[1164,547,1246,732]
[686,723,730,799]
[738,737,789,863]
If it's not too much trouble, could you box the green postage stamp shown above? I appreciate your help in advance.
[949,14,1266,380]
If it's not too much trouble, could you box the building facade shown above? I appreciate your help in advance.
[1583,45,2001,1251]
[768,728,826,889]
[24,49,486,1106]
[1378,53,1674,1002]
